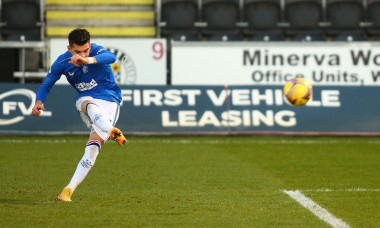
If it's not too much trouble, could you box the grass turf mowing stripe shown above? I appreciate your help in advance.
[283,190,350,228]
[0,135,378,226]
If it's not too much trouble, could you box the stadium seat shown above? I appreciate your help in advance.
[248,33,284,41]
[243,0,282,40]
[332,32,367,41]
[0,49,18,82]
[160,0,199,38]
[206,33,243,41]
[284,0,325,41]
[24,49,42,71]
[366,0,380,36]
[201,0,240,39]
[291,33,325,42]
[170,32,201,41]
[0,0,42,41]
[325,0,365,40]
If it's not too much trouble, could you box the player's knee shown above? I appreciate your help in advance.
[85,141,101,165]
[82,100,97,114]
[88,145,99,162]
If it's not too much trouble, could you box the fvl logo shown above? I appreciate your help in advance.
[0,89,52,125]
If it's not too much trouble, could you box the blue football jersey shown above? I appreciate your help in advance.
[36,43,122,104]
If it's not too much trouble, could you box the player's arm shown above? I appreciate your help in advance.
[69,55,97,65]
[69,45,115,66]
[90,45,116,65]
[32,63,62,117]
[32,99,46,116]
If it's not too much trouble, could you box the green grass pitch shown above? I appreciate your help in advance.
[0,135,379,227]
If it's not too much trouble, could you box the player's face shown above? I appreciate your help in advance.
[68,42,91,58]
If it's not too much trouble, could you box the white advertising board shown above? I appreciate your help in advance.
[171,42,380,86]
[50,38,166,85]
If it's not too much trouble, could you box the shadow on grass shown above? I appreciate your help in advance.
[0,198,56,206]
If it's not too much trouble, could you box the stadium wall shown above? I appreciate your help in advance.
[1,83,380,135]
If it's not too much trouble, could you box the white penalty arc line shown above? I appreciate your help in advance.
[283,190,350,228]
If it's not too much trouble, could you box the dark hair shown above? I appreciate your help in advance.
[68,28,90,47]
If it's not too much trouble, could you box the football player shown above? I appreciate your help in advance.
[32,28,127,202]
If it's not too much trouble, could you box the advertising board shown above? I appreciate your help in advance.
[171,42,380,86]
[1,84,379,135]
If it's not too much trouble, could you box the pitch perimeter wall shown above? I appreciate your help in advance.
[1,41,380,135]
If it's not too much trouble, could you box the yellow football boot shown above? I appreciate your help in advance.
[110,127,127,146]
[56,188,73,202]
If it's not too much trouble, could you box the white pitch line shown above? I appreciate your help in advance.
[301,188,380,192]
[283,190,350,228]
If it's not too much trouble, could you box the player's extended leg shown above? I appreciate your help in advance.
[82,100,126,145]
[56,133,103,202]
[56,97,125,201]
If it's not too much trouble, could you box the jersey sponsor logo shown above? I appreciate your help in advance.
[0,89,52,125]
[75,79,98,91]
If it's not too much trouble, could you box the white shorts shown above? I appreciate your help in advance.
[75,96,120,141]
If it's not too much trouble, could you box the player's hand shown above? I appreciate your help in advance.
[32,100,46,116]
[69,54,88,66]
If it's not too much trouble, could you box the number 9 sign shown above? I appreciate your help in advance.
[152,41,164,60]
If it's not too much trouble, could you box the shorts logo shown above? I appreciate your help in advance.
[75,79,98,91]
[94,114,102,122]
